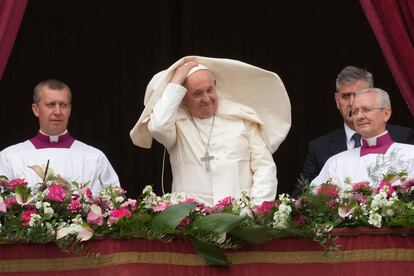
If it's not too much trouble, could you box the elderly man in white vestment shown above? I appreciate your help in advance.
[311,88,414,191]
[0,79,120,194]
[130,56,291,206]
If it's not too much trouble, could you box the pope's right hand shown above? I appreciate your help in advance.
[170,61,198,85]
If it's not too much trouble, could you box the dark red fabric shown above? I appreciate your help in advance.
[360,0,414,117]
[0,233,414,276]
[0,0,27,80]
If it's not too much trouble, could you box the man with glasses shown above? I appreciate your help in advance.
[293,66,414,197]
[310,88,414,190]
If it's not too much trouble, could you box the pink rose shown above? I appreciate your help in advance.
[317,183,339,198]
[6,178,27,190]
[252,201,276,215]
[376,181,395,198]
[47,184,67,202]
[21,210,38,226]
[69,200,82,213]
[352,181,371,193]
[87,204,104,226]
[108,208,132,224]
[4,197,17,207]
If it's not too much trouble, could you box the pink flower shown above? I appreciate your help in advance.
[120,199,137,211]
[6,178,27,190]
[252,201,276,214]
[215,196,234,211]
[69,200,82,213]
[317,183,339,198]
[108,208,132,224]
[376,181,395,198]
[21,210,38,226]
[399,179,414,190]
[86,188,93,199]
[183,198,197,203]
[87,204,104,226]
[327,199,339,208]
[47,184,67,202]
[4,197,17,207]
[352,182,371,193]
[153,202,171,212]
[179,216,191,227]
[352,193,368,205]
[0,197,6,213]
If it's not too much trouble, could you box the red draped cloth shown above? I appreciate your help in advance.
[360,0,414,117]
[0,230,413,276]
[0,0,27,79]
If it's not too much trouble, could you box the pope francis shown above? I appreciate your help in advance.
[130,56,291,206]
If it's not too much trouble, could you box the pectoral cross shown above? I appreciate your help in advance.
[200,151,214,172]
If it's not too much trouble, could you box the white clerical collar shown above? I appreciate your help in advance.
[344,123,357,149]
[363,130,388,146]
[39,129,68,143]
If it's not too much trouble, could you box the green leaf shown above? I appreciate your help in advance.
[193,213,246,234]
[230,224,269,244]
[192,238,230,266]
[151,202,196,233]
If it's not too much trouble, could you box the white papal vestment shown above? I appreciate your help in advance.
[147,83,277,205]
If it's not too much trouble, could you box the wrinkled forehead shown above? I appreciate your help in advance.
[352,91,378,107]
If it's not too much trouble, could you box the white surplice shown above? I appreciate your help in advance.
[310,142,414,191]
[0,140,120,195]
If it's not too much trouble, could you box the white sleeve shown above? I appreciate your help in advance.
[148,83,187,150]
[0,151,11,179]
[96,153,120,190]
[247,121,278,205]
[310,156,337,192]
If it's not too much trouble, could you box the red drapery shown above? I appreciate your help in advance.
[0,0,27,80]
[360,0,414,117]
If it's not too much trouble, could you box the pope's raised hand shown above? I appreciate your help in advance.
[170,61,198,85]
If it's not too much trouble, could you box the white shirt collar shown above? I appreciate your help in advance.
[364,130,388,146]
[344,123,357,150]
[39,129,68,143]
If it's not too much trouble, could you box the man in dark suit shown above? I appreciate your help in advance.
[293,66,414,197]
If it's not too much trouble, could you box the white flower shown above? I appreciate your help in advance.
[272,202,292,229]
[35,201,42,209]
[115,196,124,203]
[368,212,382,228]
[239,207,253,218]
[216,233,227,244]
[29,214,42,227]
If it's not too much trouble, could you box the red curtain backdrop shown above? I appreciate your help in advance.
[360,0,414,117]
[0,0,27,80]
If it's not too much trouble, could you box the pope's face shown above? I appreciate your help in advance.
[351,92,391,138]
[335,80,369,129]
[183,70,218,119]
[32,87,71,136]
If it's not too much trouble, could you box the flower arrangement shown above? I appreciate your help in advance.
[0,168,414,266]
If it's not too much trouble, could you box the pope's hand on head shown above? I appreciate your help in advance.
[170,62,198,85]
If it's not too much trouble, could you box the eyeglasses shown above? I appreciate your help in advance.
[350,106,385,116]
